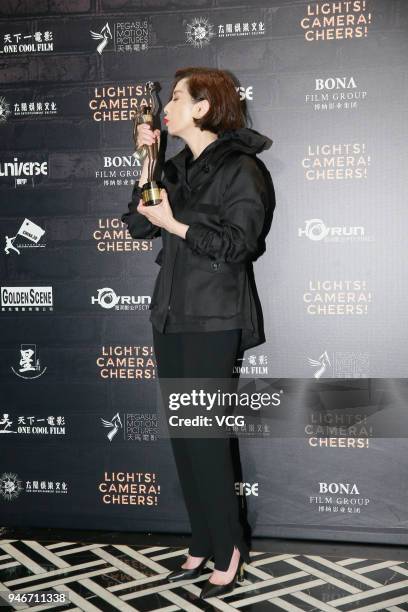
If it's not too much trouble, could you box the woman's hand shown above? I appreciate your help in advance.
[136,122,160,149]
[137,188,175,231]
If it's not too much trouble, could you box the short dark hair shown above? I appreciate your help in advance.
[169,67,246,133]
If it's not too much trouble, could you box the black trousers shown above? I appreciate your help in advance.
[152,325,251,571]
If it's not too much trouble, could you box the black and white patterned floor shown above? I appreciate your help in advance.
[1,528,408,611]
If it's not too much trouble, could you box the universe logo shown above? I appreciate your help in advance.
[0,156,48,187]
[237,85,253,101]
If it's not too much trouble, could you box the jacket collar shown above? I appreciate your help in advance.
[163,127,272,186]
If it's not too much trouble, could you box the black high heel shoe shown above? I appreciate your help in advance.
[167,554,212,582]
[199,556,245,599]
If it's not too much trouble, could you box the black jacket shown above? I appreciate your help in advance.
[121,127,275,353]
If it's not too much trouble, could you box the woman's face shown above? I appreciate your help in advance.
[163,77,204,138]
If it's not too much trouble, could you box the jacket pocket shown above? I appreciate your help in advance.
[184,254,241,317]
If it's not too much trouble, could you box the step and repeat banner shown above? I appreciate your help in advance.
[1,0,408,545]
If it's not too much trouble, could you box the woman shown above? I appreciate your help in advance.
[121,67,275,599]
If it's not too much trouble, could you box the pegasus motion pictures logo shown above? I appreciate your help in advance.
[101,412,123,441]
[308,351,331,378]
[90,22,112,54]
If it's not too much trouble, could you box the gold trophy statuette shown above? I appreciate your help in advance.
[133,81,163,206]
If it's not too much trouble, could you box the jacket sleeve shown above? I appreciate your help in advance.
[121,182,161,240]
[184,155,268,263]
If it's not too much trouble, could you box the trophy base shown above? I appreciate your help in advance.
[141,180,164,206]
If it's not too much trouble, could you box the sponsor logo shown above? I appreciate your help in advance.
[4,218,46,255]
[0,472,23,501]
[11,344,47,379]
[308,350,369,377]
[185,16,264,47]
[0,30,54,54]
[90,19,151,54]
[91,288,150,311]
[1,287,53,312]
[0,413,65,435]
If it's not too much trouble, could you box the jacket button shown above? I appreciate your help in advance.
[211,262,219,270]
[168,305,171,310]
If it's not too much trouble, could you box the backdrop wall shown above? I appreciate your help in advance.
[1,0,408,545]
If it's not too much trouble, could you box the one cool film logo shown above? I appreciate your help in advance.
[0,30,54,55]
